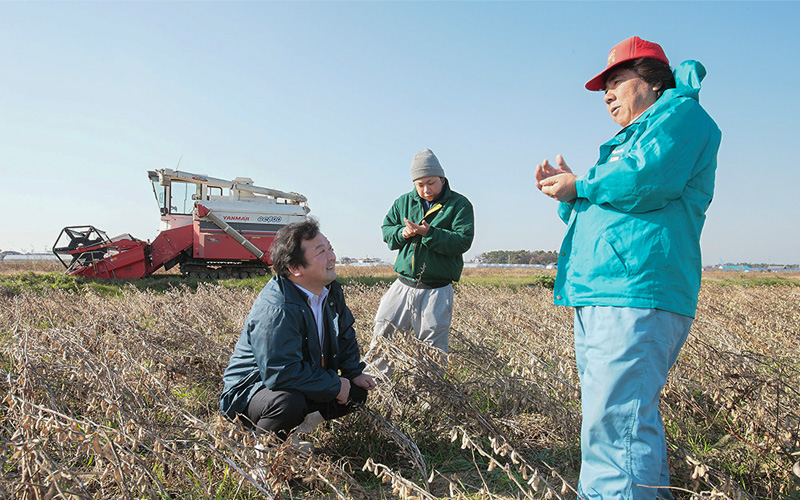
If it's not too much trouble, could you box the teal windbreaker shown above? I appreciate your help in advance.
[553,60,722,317]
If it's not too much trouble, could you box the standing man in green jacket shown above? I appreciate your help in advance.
[368,148,474,376]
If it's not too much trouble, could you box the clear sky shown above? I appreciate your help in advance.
[2,1,798,265]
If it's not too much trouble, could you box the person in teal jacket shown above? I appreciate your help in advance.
[535,36,721,499]
[367,148,474,376]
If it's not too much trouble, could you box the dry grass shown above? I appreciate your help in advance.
[1,265,798,499]
[0,260,64,275]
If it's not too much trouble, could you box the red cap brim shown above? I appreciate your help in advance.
[585,68,612,91]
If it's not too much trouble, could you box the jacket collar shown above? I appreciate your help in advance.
[274,274,341,305]
[272,275,308,306]
[620,60,706,133]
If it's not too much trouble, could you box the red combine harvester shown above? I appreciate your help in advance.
[53,169,309,279]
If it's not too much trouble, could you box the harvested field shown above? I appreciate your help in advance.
[1,265,798,499]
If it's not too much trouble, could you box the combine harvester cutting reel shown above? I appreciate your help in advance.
[52,225,155,279]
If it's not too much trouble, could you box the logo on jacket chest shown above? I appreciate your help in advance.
[608,147,626,162]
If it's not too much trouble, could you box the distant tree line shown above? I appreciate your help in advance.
[478,250,559,265]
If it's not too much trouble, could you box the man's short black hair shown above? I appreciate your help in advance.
[270,219,320,278]
[611,57,675,96]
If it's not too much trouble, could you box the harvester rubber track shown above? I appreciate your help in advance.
[179,262,270,280]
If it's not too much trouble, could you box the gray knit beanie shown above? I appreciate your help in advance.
[410,148,445,181]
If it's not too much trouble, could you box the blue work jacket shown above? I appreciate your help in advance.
[554,60,722,318]
[219,276,365,418]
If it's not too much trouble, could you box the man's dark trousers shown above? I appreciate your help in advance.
[243,384,368,438]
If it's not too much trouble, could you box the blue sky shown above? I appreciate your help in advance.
[2,1,798,265]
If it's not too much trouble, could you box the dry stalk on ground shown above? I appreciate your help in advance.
[0,272,797,498]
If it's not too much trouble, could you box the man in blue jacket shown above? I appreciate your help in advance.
[220,220,376,440]
[535,36,721,499]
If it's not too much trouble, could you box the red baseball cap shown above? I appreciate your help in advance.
[585,36,669,91]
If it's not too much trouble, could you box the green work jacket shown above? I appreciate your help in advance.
[382,180,474,284]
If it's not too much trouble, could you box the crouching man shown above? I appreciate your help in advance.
[220,219,376,439]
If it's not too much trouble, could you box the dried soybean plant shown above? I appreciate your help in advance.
[0,284,368,499]
[347,277,797,499]
[451,283,581,444]
[2,271,798,499]
[662,281,800,498]
[347,280,580,499]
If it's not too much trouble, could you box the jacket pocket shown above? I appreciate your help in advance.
[596,217,666,277]
[594,232,630,276]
